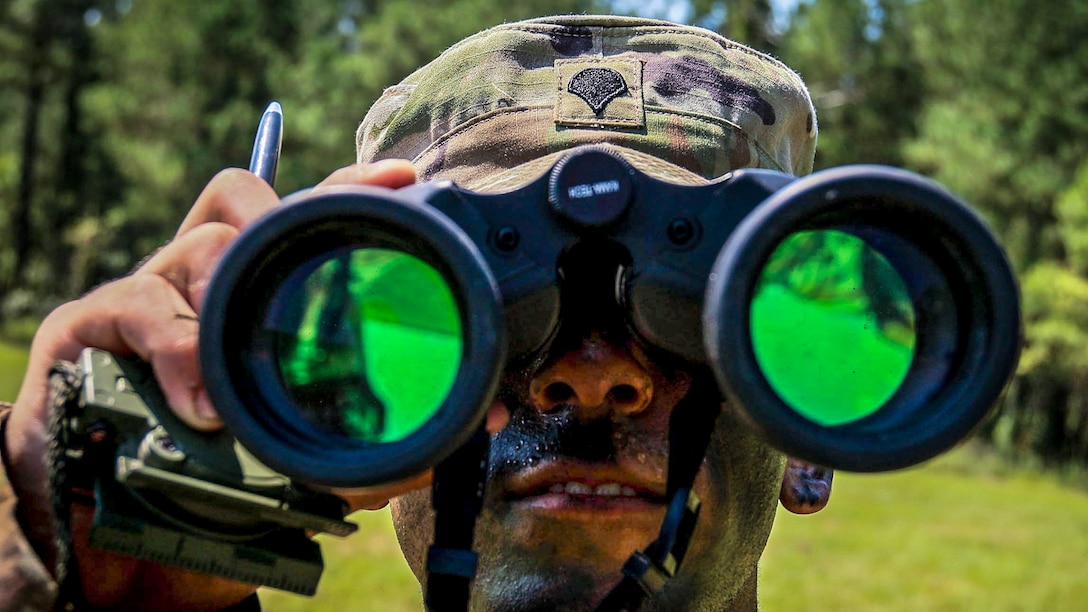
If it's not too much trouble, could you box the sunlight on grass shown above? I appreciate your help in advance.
[761,448,1088,610]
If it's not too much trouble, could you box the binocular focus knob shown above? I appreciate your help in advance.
[548,148,634,229]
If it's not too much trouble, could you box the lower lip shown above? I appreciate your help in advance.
[509,493,667,518]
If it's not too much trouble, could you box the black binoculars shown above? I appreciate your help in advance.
[53,143,1020,599]
[196,145,1019,486]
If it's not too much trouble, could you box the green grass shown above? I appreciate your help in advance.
[1,344,1084,610]
[259,509,421,611]
[0,339,30,400]
[760,447,1088,610]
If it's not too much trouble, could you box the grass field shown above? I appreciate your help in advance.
[760,448,1088,610]
[0,342,1084,610]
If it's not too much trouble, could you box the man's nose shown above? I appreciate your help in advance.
[528,334,653,420]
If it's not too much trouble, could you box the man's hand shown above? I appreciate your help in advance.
[3,160,419,610]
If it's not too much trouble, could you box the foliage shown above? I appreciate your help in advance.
[0,0,599,320]
[1009,189,1088,465]
[1056,161,1088,276]
[899,0,1088,469]
[778,0,923,168]
[904,0,1088,269]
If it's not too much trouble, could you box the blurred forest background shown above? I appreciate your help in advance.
[2,0,1088,474]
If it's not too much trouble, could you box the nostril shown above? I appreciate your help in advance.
[544,382,576,405]
[609,384,638,405]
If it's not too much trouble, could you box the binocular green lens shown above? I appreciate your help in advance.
[267,248,463,444]
[750,230,916,426]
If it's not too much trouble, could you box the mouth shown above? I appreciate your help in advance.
[503,460,669,517]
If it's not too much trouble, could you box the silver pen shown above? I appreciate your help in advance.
[248,101,283,187]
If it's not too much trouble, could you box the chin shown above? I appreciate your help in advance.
[470,566,611,612]
[465,505,644,609]
[391,487,759,612]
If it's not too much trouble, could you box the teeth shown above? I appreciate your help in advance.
[595,483,622,496]
[548,482,637,496]
[565,482,593,495]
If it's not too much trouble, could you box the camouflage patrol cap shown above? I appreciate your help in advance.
[356,14,817,192]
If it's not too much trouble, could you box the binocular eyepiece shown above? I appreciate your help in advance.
[199,147,1021,487]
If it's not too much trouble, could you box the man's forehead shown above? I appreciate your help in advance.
[356,15,818,191]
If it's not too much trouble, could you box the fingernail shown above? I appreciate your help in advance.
[359,159,416,182]
[366,158,408,171]
[194,388,221,424]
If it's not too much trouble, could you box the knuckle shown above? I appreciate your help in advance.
[41,298,83,328]
[136,221,238,279]
[185,221,240,253]
[149,328,199,364]
[207,167,258,193]
[123,269,174,302]
[190,168,260,218]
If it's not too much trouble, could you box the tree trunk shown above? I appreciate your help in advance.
[9,2,51,297]
[51,2,96,296]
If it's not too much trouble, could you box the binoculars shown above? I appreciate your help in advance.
[200,145,1020,486]
[53,144,1020,598]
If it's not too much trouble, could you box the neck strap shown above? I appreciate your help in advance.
[596,372,723,611]
[425,425,491,611]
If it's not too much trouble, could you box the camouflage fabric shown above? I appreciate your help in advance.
[356,14,817,192]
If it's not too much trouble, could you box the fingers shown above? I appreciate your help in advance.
[176,160,417,238]
[138,222,240,317]
[335,471,435,512]
[8,160,423,545]
[23,273,218,432]
[20,222,242,432]
[6,272,215,562]
[486,398,510,435]
[315,159,416,190]
[176,168,280,237]
[19,160,419,430]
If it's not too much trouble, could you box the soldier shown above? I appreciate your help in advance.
[1,15,832,611]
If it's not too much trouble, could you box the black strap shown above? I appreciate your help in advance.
[48,361,90,612]
[596,372,722,611]
[425,426,491,611]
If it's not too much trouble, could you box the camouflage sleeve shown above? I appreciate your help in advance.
[0,402,58,611]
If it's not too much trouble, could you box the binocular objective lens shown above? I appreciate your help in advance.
[750,230,916,426]
[264,247,464,444]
